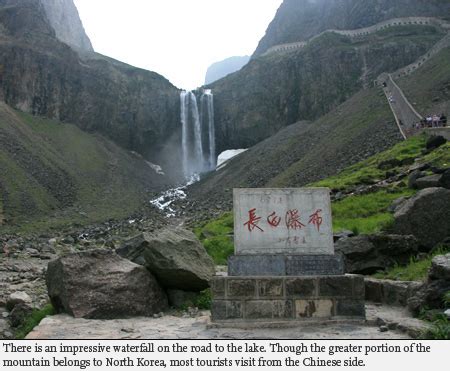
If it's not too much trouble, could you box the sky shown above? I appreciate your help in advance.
[74,0,283,90]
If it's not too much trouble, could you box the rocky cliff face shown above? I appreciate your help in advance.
[205,56,250,85]
[0,0,182,178]
[209,27,444,153]
[253,0,450,57]
[40,0,93,52]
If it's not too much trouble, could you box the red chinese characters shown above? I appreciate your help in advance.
[285,209,305,230]
[243,208,264,232]
[308,209,323,232]
[267,211,281,227]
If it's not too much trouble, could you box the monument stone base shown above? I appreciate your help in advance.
[210,274,365,323]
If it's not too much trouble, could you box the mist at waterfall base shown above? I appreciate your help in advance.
[150,89,216,217]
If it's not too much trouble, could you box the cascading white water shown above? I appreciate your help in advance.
[189,92,204,174]
[203,89,216,170]
[180,91,189,178]
[180,89,216,179]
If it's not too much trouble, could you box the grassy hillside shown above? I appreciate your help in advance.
[195,134,450,264]
[0,103,168,233]
[187,86,402,219]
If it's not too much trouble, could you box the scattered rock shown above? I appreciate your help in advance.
[9,303,33,327]
[335,234,419,274]
[379,325,388,332]
[439,169,450,189]
[407,253,450,316]
[415,174,442,189]
[429,253,450,281]
[393,187,450,250]
[426,135,446,150]
[6,291,32,311]
[365,277,422,306]
[407,170,426,189]
[333,230,354,242]
[46,249,168,319]
[118,228,215,291]
[388,196,409,213]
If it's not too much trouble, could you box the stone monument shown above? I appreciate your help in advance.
[211,188,365,323]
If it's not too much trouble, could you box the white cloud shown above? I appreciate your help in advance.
[74,0,282,90]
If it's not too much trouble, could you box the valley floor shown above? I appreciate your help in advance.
[26,303,423,339]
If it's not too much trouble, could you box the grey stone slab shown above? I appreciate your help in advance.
[234,188,334,255]
[227,279,257,298]
[228,255,285,276]
[336,300,366,317]
[258,279,284,298]
[228,254,344,276]
[286,255,344,276]
[285,277,317,297]
[319,276,355,297]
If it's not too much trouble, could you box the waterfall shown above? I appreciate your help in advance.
[180,89,216,179]
[203,89,216,170]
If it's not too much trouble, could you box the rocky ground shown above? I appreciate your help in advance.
[26,304,425,339]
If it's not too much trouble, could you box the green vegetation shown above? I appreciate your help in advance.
[0,105,163,234]
[14,304,55,339]
[313,135,426,190]
[194,213,234,265]
[374,245,450,281]
[194,132,448,264]
[331,189,414,235]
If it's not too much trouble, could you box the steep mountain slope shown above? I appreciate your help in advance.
[205,56,250,84]
[0,102,168,229]
[253,0,450,57]
[41,0,93,52]
[0,0,182,177]
[185,46,450,219]
[209,25,444,153]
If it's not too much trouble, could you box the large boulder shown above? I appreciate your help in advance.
[393,187,450,250]
[407,253,450,315]
[46,249,168,319]
[415,174,442,189]
[439,169,450,189]
[117,228,215,291]
[335,234,419,274]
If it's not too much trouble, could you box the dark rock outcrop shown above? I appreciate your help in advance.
[117,228,215,291]
[46,250,168,319]
[0,0,182,177]
[253,0,450,57]
[393,187,450,249]
[335,234,419,274]
[425,135,446,150]
[408,253,450,315]
[415,174,442,189]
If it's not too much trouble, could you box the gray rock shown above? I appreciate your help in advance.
[335,234,419,274]
[407,280,450,316]
[393,188,450,249]
[415,174,442,189]
[426,135,446,150]
[6,291,32,311]
[118,228,215,291]
[388,196,409,213]
[365,277,423,306]
[408,170,426,189]
[429,253,450,281]
[46,249,168,319]
[439,169,450,189]
[10,303,33,328]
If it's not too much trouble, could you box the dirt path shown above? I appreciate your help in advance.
[27,304,429,339]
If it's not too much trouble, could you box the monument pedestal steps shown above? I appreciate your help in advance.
[210,188,366,325]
